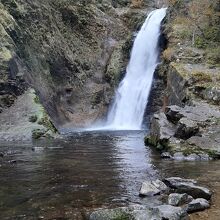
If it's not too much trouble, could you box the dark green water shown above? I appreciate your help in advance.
[0,131,220,219]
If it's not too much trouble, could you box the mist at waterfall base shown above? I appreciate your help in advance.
[90,8,167,131]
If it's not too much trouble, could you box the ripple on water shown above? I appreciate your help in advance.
[0,131,220,219]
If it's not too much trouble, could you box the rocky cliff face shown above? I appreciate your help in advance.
[0,0,164,140]
[1,0,129,129]
[146,0,220,159]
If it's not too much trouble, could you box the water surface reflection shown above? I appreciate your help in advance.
[0,131,220,219]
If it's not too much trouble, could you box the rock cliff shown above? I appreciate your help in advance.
[0,0,164,140]
[146,0,220,159]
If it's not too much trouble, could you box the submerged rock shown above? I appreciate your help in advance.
[8,160,17,164]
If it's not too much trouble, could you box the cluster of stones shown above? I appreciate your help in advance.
[139,177,211,217]
[145,103,220,160]
[89,177,212,220]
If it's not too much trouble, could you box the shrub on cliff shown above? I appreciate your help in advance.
[168,0,220,65]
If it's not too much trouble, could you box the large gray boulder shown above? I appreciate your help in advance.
[145,112,176,147]
[186,198,210,213]
[163,177,197,185]
[187,135,220,159]
[139,181,160,196]
[163,177,212,200]
[139,179,168,196]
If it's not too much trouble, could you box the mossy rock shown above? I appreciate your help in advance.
[38,112,57,133]
[206,47,220,66]
[112,213,132,220]
[32,129,46,139]
[28,115,38,123]
[144,135,158,147]
[29,89,57,134]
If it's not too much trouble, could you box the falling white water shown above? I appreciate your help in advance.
[104,8,167,130]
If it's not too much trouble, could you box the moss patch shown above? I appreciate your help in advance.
[29,89,57,135]
[28,115,38,123]
[191,71,212,83]
[32,129,46,139]
[38,111,57,133]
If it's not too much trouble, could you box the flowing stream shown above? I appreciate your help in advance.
[106,8,167,130]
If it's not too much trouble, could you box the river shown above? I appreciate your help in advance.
[0,131,220,219]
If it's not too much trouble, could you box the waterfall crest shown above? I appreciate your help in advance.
[105,8,167,130]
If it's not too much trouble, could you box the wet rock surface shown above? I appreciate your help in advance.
[139,179,168,196]
[163,177,212,200]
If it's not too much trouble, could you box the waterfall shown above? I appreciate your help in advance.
[105,8,167,130]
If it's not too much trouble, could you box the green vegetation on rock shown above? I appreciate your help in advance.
[167,0,220,66]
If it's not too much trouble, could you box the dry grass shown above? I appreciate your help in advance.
[131,0,143,8]
[191,71,212,83]
[162,47,175,61]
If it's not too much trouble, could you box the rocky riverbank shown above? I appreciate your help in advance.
[145,0,220,160]
[0,88,58,141]
[89,177,212,220]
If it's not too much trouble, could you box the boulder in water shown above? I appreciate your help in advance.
[168,193,192,206]
[139,179,168,196]
[163,177,212,200]
[139,181,160,196]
